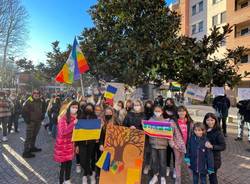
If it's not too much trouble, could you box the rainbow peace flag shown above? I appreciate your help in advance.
[55,37,89,84]
[142,120,173,139]
[104,85,118,99]
[170,82,181,91]
[72,119,101,141]
[96,151,111,171]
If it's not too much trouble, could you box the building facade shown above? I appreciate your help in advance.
[171,0,250,87]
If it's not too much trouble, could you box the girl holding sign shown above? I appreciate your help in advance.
[170,106,193,184]
[149,106,171,184]
[54,101,79,184]
[76,103,97,184]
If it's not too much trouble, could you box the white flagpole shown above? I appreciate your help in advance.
[80,74,84,97]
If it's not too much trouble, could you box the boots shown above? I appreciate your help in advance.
[22,151,35,158]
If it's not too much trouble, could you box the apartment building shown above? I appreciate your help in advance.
[171,0,250,87]
[227,0,250,86]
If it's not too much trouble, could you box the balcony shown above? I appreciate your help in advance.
[227,0,250,25]
[235,0,250,11]
[227,21,250,49]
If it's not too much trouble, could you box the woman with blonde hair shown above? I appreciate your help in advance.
[124,99,144,130]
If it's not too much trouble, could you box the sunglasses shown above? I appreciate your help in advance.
[33,92,40,95]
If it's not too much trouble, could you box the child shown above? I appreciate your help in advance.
[76,103,97,184]
[203,113,226,184]
[54,101,79,184]
[185,123,214,184]
[169,106,193,184]
[149,106,171,184]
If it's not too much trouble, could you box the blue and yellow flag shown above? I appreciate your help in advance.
[72,119,101,141]
[96,151,111,171]
[104,85,118,99]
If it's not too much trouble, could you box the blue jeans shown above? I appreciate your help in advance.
[193,172,207,184]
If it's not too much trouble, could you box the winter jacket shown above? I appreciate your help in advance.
[49,102,61,124]
[206,128,226,170]
[169,119,193,153]
[0,98,12,118]
[212,95,230,118]
[124,111,144,130]
[237,100,250,122]
[54,115,76,163]
[148,116,170,149]
[22,96,46,123]
[185,135,214,174]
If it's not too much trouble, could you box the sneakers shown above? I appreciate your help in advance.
[166,167,170,177]
[235,137,242,141]
[76,164,81,173]
[2,136,8,142]
[149,175,158,184]
[161,177,166,184]
[90,172,96,184]
[173,168,176,179]
[30,147,42,152]
[22,151,35,158]
[82,176,88,184]
[64,180,72,184]
[143,165,150,175]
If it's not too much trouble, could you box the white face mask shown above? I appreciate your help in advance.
[70,108,78,115]
[154,112,162,117]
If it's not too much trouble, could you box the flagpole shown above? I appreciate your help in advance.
[80,74,84,97]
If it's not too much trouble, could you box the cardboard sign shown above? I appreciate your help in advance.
[99,125,145,184]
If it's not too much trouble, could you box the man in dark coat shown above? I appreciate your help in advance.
[212,95,230,137]
[235,99,250,143]
[22,89,46,158]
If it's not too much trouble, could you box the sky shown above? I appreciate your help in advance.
[22,0,173,64]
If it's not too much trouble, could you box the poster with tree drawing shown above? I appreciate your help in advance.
[99,124,145,184]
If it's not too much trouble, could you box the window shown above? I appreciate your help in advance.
[192,24,196,34]
[241,27,249,36]
[221,11,226,24]
[213,0,222,4]
[212,15,218,26]
[192,5,196,15]
[241,55,249,63]
[199,1,203,12]
[240,1,248,8]
[198,21,204,32]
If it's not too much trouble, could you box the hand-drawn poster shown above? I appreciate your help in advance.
[99,124,145,184]
[184,84,208,101]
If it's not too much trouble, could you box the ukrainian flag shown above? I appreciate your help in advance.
[72,119,101,141]
[104,85,118,99]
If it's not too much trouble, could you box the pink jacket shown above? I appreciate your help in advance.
[169,120,193,154]
[54,115,76,163]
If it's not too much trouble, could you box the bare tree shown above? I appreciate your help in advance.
[0,0,29,88]
[105,124,145,163]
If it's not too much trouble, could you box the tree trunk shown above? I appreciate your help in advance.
[113,145,125,162]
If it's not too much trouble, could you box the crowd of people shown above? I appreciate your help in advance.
[1,88,250,184]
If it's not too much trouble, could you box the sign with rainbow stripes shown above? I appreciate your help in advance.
[142,120,173,139]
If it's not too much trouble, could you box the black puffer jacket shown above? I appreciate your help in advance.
[237,100,250,122]
[206,128,226,170]
[124,111,144,130]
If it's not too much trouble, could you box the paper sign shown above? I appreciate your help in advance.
[211,87,225,97]
[184,84,208,101]
[238,88,250,101]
